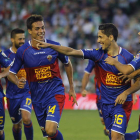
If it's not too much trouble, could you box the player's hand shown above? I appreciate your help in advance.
[17,77,26,89]
[133,94,138,105]
[115,91,128,106]
[119,74,132,83]
[33,38,51,49]
[68,87,78,106]
[81,89,88,97]
[104,56,118,65]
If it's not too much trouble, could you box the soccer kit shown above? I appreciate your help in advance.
[0,51,12,130]
[4,48,32,124]
[81,47,133,135]
[84,60,102,117]
[10,39,68,137]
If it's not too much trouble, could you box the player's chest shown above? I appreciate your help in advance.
[99,55,127,74]
[23,49,58,67]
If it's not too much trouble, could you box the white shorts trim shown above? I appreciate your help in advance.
[46,120,58,125]
[20,108,31,114]
[12,118,22,124]
[111,129,124,135]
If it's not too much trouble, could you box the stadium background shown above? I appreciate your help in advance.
[0,0,140,140]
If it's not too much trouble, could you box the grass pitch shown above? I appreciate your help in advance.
[4,110,139,140]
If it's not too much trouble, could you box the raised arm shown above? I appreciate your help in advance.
[35,39,83,57]
[105,56,134,74]
[64,59,78,106]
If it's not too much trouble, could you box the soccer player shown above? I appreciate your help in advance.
[7,15,77,140]
[0,49,13,140]
[81,59,109,136]
[4,28,33,140]
[34,23,135,140]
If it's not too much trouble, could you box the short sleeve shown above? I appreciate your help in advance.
[85,60,95,73]
[0,51,12,68]
[10,49,23,74]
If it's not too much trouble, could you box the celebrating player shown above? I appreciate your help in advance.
[4,28,33,140]
[8,15,77,140]
[34,23,138,140]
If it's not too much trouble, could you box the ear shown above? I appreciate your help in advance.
[28,29,32,35]
[11,38,14,43]
[109,35,114,42]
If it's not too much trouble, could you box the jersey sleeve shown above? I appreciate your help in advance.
[81,48,103,61]
[85,60,95,73]
[128,52,140,70]
[57,52,69,64]
[9,49,23,74]
[0,51,12,68]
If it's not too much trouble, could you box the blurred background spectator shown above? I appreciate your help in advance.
[0,0,140,93]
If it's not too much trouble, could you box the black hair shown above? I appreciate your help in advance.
[99,23,118,41]
[26,15,43,30]
[11,28,25,38]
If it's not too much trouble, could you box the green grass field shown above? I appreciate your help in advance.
[4,110,139,140]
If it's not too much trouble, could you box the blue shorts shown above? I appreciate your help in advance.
[0,97,5,130]
[33,94,65,137]
[102,101,133,135]
[96,100,102,118]
[7,92,32,124]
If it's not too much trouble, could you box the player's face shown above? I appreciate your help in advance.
[29,21,45,41]
[13,34,25,49]
[138,32,140,44]
[97,30,111,51]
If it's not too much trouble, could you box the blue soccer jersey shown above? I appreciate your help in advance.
[10,39,69,107]
[4,48,30,99]
[128,51,140,70]
[81,47,134,104]
[0,51,12,98]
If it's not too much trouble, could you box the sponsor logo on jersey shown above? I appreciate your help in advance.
[34,52,45,55]
[106,73,122,86]
[47,55,52,61]
[34,66,52,80]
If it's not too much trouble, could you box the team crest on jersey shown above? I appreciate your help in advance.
[47,55,52,61]
[133,53,140,61]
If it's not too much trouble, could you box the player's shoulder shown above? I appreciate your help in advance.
[3,48,11,55]
[46,39,60,46]
[121,47,133,57]
[17,41,31,53]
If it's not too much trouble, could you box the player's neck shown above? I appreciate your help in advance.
[31,39,37,48]
[11,46,17,53]
[107,42,119,56]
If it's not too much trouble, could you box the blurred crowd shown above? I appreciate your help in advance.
[0,0,140,93]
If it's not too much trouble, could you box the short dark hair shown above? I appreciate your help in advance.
[26,15,43,30]
[11,28,25,38]
[99,23,118,41]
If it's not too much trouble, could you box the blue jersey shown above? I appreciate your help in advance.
[128,51,140,70]
[10,39,69,107]
[4,48,30,99]
[85,60,101,100]
[0,51,12,98]
[82,47,134,104]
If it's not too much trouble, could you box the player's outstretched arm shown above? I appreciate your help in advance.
[34,39,83,57]
[7,72,26,89]
[81,72,90,97]
[64,59,78,106]
[105,56,134,75]
[115,77,140,106]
